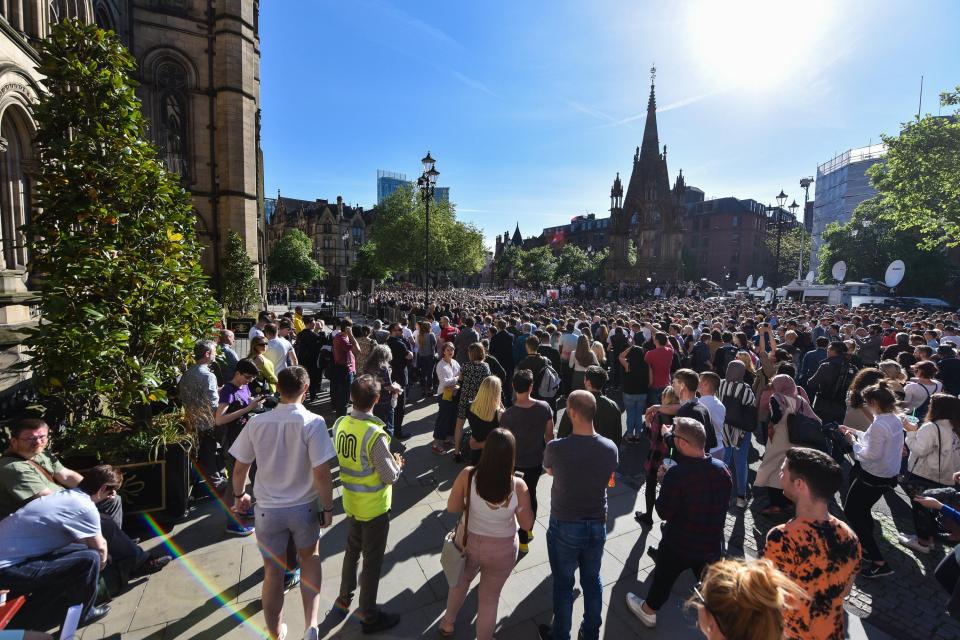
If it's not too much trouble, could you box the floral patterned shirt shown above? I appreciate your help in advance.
[764,516,861,640]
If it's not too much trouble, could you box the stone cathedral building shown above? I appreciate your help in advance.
[0,0,262,392]
[0,0,263,304]
[606,68,686,284]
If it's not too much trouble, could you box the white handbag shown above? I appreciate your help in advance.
[440,469,474,587]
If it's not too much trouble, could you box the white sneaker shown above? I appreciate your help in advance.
[303,626,319,640]
[898,533,933,554]
[277,623,288,640]
[625,592,657,627]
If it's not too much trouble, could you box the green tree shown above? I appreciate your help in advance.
[220,231,262,314]
[765,224,812,286]
[585,248,609,283]
[555,244,591,283]
[367,187,486,284]
[494,244,524,283]
[868,86,960,249]
[517,246,557,283]
[350,240,392,281]
[267,229,326,286]
[23,20,220,421]
[817,197,957,296]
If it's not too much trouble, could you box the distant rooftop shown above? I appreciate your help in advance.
[817,143,887,175]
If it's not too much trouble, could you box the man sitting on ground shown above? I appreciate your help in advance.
[0,466,141,631]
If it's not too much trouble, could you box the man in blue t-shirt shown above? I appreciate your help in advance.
[0,467,140,630]
[538,391,618,640]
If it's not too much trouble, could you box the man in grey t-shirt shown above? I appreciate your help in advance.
[539,390,618,640]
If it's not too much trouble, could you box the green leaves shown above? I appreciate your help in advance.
[817,197,958,296]
[868,87,960,250]
[25,20,219,426]
[268,229,326,285]
[220,231,262,313]
[363,187,486,283]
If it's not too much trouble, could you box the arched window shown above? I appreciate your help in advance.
[0,106,34,270]
[154,60,190,182]
[94,0,114,31]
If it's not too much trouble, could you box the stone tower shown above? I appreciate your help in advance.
[606,67,686,284]
[94,0,265,294]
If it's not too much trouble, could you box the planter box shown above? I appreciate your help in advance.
[115,460,166,515]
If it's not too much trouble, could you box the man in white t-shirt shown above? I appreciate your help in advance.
[697,372,727,459]
[0,485,111,629]
[264,322,298,374]
[248,310,272,341]
[230,366,336,640]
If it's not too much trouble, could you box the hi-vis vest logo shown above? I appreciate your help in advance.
[337,431,359,462]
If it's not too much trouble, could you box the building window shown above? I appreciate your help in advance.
[155,60,190,182]
[323,223,332,234]
[732,215,740,227]
[352,225,363,245]
[323,238,332,249]
[0,106,33,270]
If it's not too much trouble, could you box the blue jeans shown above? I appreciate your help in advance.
[648,387,665,406]
[723,431,752,498]
[546,517,606,640]
[0,543,100,628]
[373,402,395,437]
[622,393,647,436]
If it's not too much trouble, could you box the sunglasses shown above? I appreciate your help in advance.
[692,582,728,638]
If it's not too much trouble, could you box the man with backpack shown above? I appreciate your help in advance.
[808,342,855,424]
[517,336,560,409]
[712,332,738,378]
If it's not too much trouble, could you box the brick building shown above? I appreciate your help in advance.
[266,195,371,295]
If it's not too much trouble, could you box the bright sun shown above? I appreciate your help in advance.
[686,0,834,92]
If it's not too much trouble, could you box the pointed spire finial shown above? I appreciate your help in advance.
[650,63,656,87]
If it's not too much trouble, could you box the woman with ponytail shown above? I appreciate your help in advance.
[689,557,805,640]
[840,381,905,578]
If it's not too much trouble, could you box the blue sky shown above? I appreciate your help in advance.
[260,0,960,249]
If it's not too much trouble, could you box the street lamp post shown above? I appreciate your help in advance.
[788,199,800,279]
[769,189,788,309]
[417,152,439,313]
[799,177,814,279]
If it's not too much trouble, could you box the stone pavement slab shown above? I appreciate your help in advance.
[65,392,951,639]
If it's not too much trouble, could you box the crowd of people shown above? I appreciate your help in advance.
[2,288,960,639]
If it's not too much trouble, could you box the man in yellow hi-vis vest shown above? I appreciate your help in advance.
[332,374,404,634]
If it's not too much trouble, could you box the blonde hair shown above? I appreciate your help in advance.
[470,376,503,422]
[736,351,756,373]
[661,386,680,406]
[878,360,907,384]
[689,558,806,640]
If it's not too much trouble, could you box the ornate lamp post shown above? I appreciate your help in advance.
[768,189,788,309]
[788,199,800,279]
[417,152,439,312]
[799,177,814,279]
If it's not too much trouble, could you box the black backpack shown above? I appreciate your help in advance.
[831,359,859,403]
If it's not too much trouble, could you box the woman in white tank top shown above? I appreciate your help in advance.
[439,428,535,639]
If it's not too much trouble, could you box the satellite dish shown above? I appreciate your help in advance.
[805,270,815,283]
[831,261,847,282]
[884,260,906,288]
[746,274,754,288]
[756,275,765,289]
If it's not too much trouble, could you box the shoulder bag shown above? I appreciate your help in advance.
[440,468,476,587]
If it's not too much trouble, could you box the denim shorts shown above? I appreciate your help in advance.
[254,502,321,564]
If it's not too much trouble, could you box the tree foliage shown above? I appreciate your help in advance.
[868,86,960,249]
[220,231,261,314]
[350,240,393,281]
[817,197,957,296]
[267,229,326,286]
[24,20,220,422]
[366,187,486,282]
[764,224,812,286]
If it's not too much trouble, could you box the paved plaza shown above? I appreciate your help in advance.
[67,388,956,640]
